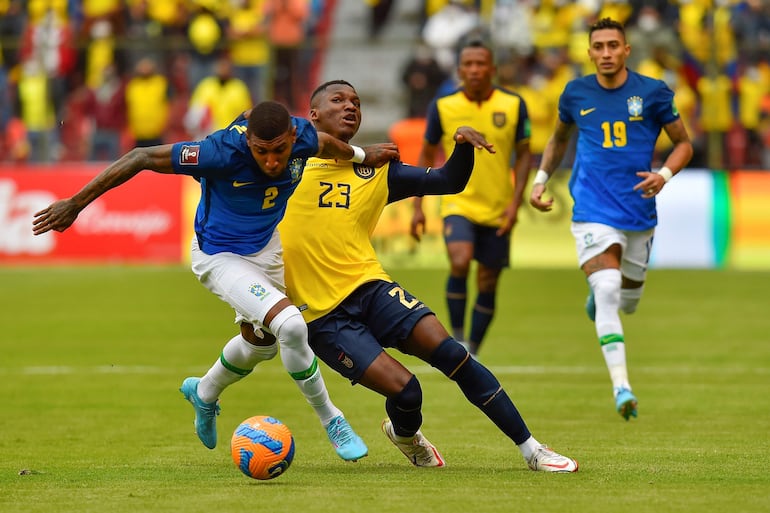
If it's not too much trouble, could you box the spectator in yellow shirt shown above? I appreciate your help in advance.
[125,57,168,147]
[184,55,252,139]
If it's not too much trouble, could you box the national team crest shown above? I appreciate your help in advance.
[492,111,506,128]
[288,158,303,183]
[249,282,271,300]
[354,164,375,179]
[627,96,643,118]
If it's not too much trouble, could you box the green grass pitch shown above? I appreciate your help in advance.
[1,266,769,512]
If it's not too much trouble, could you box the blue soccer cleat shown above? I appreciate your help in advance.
[326,416,368,461]
[180,377,220,449]
[615,388,638,421]
[585,290,596,321]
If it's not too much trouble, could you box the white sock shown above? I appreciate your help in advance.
[620,286,644,314]
[588,269,631,391]
[517,436,542,460]
[198,334,277,403]
[293,365,342,427]
[269,306,342,426]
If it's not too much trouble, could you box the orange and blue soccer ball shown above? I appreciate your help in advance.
[231,415,295,480]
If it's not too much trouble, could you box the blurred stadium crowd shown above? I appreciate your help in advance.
[1,0,769,169]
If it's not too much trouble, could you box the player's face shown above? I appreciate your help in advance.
[457,47,495,95]
[588,28,630,77]
[309,84,361,143]
[246,127,297,178]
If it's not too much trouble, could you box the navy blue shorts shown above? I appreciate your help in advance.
[443,215,510,269]
[306,280,434,383]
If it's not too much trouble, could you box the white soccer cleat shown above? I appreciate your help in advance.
[381,418,445,468]
[527,445,579,473]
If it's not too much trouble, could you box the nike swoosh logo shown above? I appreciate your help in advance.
[580,108,596,116]
[232,181,255,188]
[542,461,573,470]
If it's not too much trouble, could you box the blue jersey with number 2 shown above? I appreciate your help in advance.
[170,116,318,255]
[559,70,679,230]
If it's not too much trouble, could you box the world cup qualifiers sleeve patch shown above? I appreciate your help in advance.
[180,145,200,165]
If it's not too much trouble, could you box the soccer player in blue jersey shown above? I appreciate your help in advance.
[31,100,399,459]
[410,39,532,357]
[529,18,694,421]
[278,80,578,472]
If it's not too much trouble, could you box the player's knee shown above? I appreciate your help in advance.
[590,269,622,305]
[393,374,422,412]
[240,322,277,347]
[268,305,307,348]
[429,337,471,377]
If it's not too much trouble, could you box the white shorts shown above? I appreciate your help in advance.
[570,222,655,282]
[190,230,286,329]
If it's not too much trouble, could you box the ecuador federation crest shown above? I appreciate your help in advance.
[354,164,375,179]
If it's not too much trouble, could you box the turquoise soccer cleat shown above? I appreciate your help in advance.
[585,290,596,321]
[326,416,368,461]
[615,388,638,421]
[180,377,220,449]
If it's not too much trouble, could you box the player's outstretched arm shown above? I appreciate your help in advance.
[394,126,492,213]
[453,126,495,152]
[410,140,438,242]
[32,145,175,235]
[316,131,399,167]
[361,143,400,167]
[419,126,492,193]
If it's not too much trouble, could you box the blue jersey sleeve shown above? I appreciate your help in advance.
[423,100,444,145]
[651,81,678,126]
[558,82,577,125]
[170,125,246,179]
[515,94,531,142]
[291,117,320,158]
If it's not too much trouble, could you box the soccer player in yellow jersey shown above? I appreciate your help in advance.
[410,39,532,357]
[278,80,578,473]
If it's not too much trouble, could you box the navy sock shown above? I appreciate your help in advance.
[469,291,495,347]
[385,375,423,437]
[446,275,467,338]
[429,338,531,444]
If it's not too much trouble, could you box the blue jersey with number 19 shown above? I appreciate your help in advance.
[170,116,318,255]
[559,70,679,230]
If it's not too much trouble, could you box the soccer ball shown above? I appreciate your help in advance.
[231,415,295,480]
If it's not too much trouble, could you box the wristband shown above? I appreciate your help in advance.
[533,169,549,186]
[657,166,674,183]
[350,145,366,164]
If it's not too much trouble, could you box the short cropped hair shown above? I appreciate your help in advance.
[589,17,626,40]
[310,80,356,105]
[248,101,292,139]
